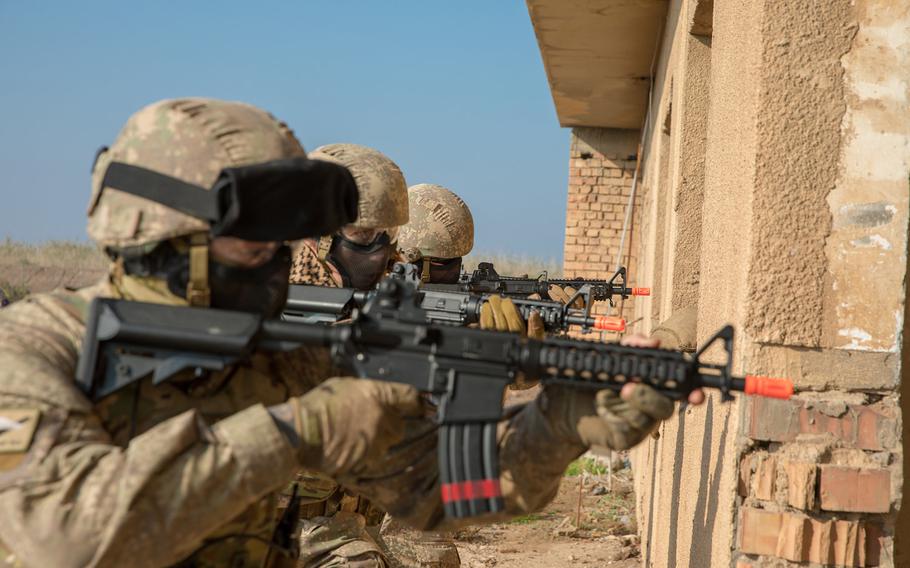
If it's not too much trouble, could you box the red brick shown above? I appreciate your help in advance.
[776,513,810,561]
[753,454,777,501]
[748,397,800,448]
[807,517,868,566]
[739,508,782,556]
[738,508,879,565]
[819,466,891,513]
[738,454,753,497]
[785,462,817,510]
[748,397,895,451]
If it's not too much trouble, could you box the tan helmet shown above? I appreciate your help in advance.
[309,143,408,230]
[398,183,474,260]
[88,98,306,250]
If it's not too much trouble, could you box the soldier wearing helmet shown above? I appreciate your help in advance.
[285,143,410,567]
[0,98,690,568]
[397,183,474,285]
[290,143,409,291]
[0,99,431,568]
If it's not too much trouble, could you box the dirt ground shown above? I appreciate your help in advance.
[452,464,640,568]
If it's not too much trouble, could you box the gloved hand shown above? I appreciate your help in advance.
[538,334,701,451]
[479,295,545,340]
[279,377,427,477]
[547,285,585,309]
[543,382,674,451]
[336,417,444,530]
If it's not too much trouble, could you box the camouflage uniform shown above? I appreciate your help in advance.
[289,144,410,568]
[0,99,403,568]
[380,183,478,567]
[0,278,333,567]
[0,98,681,568]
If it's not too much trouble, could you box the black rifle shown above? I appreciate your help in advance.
[284,264,626,333]
[452,262,650,311]
[76,277,792,520]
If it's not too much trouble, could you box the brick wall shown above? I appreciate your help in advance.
[734,395,901,566]
[563,128,643,326]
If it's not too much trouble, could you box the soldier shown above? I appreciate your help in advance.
[286,144,409,567]
[0,98,441,568]
[289,144,408,291]
[380,182,477,567]
[0,97,698,568]
[396,183,473,285]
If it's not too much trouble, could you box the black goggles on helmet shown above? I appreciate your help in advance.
[100,156,359,241]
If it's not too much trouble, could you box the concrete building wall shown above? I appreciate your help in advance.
[557,0,909,566]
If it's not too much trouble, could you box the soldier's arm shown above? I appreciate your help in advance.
[0,307,299,568]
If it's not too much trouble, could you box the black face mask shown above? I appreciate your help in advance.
[326,232,394,290]
[424,257,463,284]
[207,245,292,317]
[124,241,292,317]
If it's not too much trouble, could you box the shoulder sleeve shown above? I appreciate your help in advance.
[0,294,299,567]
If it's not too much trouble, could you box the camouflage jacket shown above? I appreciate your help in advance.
[0,278,334,568]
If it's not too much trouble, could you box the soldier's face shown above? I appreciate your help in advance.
[206,236,292,317]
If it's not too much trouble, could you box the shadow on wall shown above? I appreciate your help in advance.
[650,397,730,567]
[895,228,910,564]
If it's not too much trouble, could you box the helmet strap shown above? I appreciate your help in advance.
[187,233,211,306]
[316,235,332,261]
[420,258,431,283]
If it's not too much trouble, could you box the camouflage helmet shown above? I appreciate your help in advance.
[309,143,408,230]
[398,183,474,259]
[87,98,306,250]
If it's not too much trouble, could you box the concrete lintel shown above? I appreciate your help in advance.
[527,0,669,129]
[749,344,901,391]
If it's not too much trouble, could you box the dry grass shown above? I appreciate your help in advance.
[0,238,105,265]
[464,250,562,278]
[0,240,564,300]
[0,239,107,298]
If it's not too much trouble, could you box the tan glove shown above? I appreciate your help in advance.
[550,333,676,450]
[479,295,545,340]
[544,383,674,451]
[280,377,427,477]
[547,285,585,309]
[336,416,443,530]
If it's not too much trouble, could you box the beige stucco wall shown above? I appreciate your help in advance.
[629,0,909,566]
[632,0,756,565]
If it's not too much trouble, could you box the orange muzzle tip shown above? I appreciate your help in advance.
[631,287,651,296]
[594,316,626,332]
[744,375,794,400]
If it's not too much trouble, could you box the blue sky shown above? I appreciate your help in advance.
[0,2,570,259]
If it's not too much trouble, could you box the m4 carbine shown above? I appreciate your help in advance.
[283,264,626,334]
[451,262,650,312]
[76,276,793,521]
